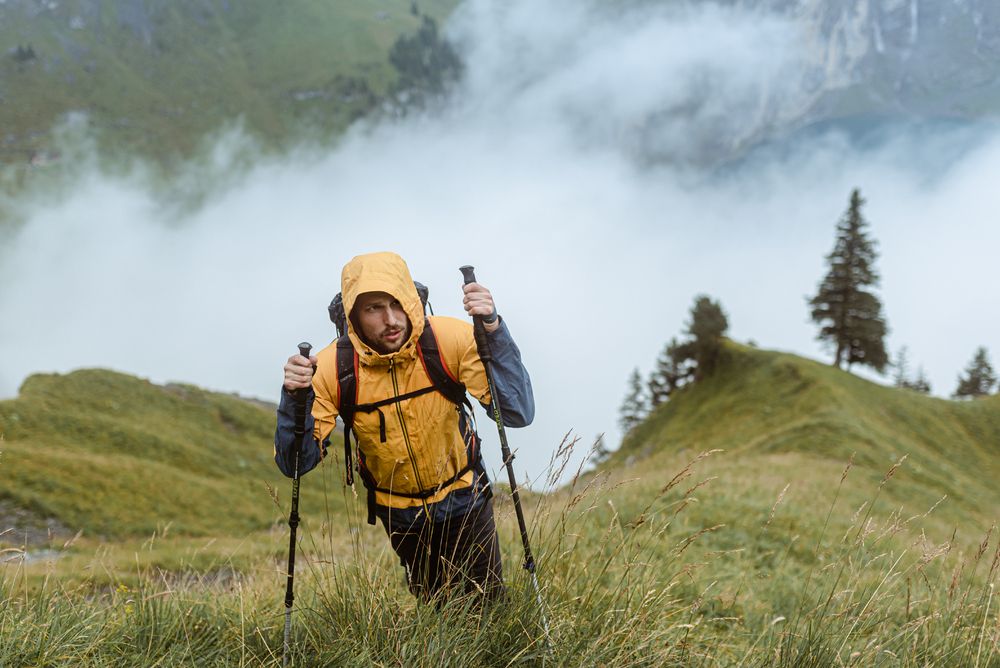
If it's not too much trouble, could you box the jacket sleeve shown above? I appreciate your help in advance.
[459,318,535,427]
[273,348,341,478]
[274,388,323,478]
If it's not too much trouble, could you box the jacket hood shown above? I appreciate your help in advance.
[341,251,425,365]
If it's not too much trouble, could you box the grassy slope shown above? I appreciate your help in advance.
[4,342,999,542]
[0,368,334,538]
[0,0,460,166]
[506,341,1000,663]
[544,340,1000,643]
[2,346,1000,664]
[2,341,996,553]
[613,340,1000,529]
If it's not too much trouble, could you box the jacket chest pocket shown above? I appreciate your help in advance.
[353,411,410,481]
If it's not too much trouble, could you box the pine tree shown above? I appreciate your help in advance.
[892,346,910,388]
[891,345,932,393]
[911,367,932,394]
[619,368,649,433]
[13,44,38,64]
[809,189,889,373]
[647,338,695,407]
[686,295,729,380]
[389,16,462,105]
[954,347,997,398]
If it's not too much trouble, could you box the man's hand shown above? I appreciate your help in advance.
[284,354,318,392]
[462,282,500,333]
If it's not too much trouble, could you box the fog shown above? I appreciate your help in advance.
[2,0,998,487]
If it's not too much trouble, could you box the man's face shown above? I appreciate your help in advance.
[353,291,411,354]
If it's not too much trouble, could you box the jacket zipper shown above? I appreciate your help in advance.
[389,359,430,516]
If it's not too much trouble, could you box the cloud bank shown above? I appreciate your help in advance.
[2,0,998,485]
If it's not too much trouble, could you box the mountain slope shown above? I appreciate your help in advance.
[741,0,1000,156]
[0,368,332,538]
[758,0,1000,120]
[0,0,460,169]
[5,343,997,546]
[614,341,1000,524]
[617,0,1000,164]
[6,0,998,177]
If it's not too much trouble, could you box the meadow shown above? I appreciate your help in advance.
[2,343,999,666]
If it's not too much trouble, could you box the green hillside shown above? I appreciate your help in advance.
[2,346,999,664]
[5,344,999,545]
[614,341,1000,528]
[0,368,322,539]
[0,0,460,170]
[3,343,996,554]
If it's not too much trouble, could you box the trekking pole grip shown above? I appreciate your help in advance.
[459,266,492,360]
[293,342,313,400]
[459,265,477,285]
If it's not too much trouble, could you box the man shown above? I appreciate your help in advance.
[275,251,534,602]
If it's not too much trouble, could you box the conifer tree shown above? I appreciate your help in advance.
[647,337,695,407]
[954,347,997,398]
[911,367,932,394]
[686,295,729,380]
[892,346,911,388]
[891,345,933,393]
[389,16,462,105]
[809,189,889,372]
[619,368,649,433]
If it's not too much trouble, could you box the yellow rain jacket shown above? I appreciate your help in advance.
[288,252,533,521]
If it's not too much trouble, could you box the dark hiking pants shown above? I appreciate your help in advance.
[386,499,505,603]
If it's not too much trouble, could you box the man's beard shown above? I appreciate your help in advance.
[371,326,408,354]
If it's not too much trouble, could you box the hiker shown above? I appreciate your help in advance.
[274,251,534,602]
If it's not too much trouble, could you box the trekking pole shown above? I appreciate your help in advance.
[283,342,312,668]
[460,266,552,647]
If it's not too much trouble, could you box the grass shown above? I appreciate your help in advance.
[1,443,998,665]
[0,0,460,166]
[2,344,999,664]
[617,342,1000,528]
[0,369,304,538]
[0,0,463,228]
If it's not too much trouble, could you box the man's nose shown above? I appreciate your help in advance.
[386,307,400,326]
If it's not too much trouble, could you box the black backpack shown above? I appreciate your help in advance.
[327,283,477,525]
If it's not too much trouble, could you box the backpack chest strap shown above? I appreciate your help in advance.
[353,385,438,442]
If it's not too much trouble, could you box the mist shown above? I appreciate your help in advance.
[2,0,999,486]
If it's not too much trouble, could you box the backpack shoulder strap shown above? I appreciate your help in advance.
[335,335,358,487]
[337,322,475,527]
[416,320,470,409]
